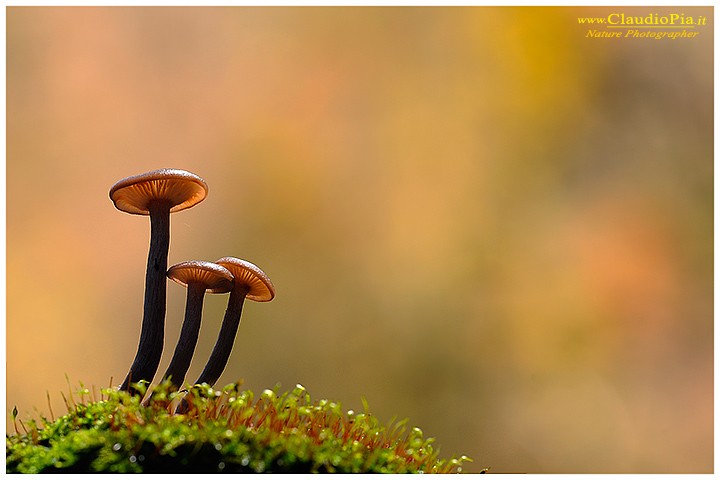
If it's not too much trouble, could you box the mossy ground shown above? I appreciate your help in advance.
[7,380,478,473]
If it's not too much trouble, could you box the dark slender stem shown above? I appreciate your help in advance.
[120,201,171,394]
[194,285,249,387]
[176,284,248,414]
[162,282,206,390]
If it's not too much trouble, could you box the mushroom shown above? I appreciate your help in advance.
[194,257,275,387]
[162,261,234,390]
[109,169,208,394]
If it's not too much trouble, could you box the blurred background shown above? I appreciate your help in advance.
[6,6,713,473]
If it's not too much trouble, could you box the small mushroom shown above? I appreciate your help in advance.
[110,169,208,394]
[162,261,234,390]
[194,257,275,387]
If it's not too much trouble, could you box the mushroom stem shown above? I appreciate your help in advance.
[120,201,171,394]
[194,284,250,387]
[175,285,248,415]
[162,282,206,389]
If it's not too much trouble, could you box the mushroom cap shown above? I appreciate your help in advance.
[109,169,208,215]
[215,257,275,302]
[167,261,234,294]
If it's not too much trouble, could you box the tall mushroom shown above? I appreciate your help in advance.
[162,261,234,390]
[110,169,208,394]
[194,257,275,388]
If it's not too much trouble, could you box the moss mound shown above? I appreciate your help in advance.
[7,381,476,473]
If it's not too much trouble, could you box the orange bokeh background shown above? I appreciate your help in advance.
[6,6,713,473]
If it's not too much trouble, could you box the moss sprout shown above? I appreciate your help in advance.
[7,380,478,474]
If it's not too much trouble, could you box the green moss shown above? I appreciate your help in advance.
[7,381,478,473]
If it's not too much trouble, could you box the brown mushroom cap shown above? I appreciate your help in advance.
[109,169,208,215]
[167,261,234,294]
[215,257,275,302]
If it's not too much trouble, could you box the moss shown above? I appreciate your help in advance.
[7,381,478,474]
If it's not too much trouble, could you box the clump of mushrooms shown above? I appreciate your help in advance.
[109,169,275,404]
[177,257,274,414]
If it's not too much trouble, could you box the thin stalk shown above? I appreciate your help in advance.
[120,201,171,394]
[176,285,249,414]
[163,282,206,389]
[194,285,249,387]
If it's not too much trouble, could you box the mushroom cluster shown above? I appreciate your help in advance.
[109,169,275,402]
